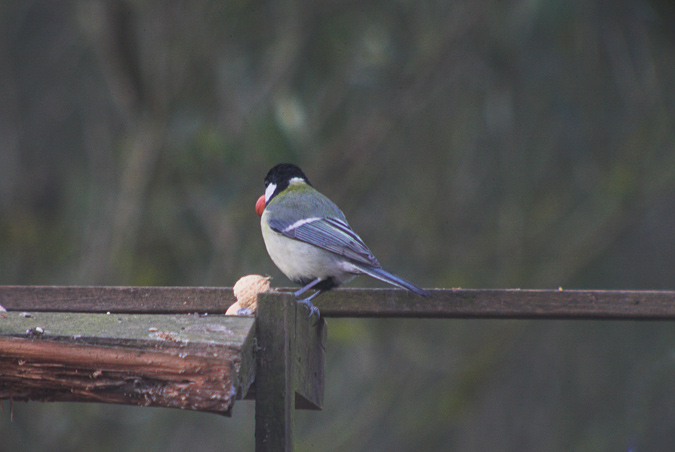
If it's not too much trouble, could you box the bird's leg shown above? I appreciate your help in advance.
[294,278,323,320]
[294,277,323,298]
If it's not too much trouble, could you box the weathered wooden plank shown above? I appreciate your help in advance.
[313,288,675,319]
[0,312,256,414]
[0,286,236,313]
[0,311,254,343]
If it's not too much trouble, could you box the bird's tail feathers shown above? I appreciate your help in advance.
[351,263,431,297]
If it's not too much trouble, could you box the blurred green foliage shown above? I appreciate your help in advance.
[2,0,675,450]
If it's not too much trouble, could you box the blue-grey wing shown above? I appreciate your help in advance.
[268,217,381,268]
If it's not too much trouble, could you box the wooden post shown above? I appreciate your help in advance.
[254,293,326,452]
[255,293,295,451]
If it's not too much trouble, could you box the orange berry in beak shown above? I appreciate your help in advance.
[255,195,265,217]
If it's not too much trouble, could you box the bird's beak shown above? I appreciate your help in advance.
[255,195,265,217]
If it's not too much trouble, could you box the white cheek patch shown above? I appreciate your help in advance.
[265,183,277,203]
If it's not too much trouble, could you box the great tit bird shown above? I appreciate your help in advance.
[256,163,430,319]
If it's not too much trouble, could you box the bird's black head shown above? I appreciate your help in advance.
[263,163,312,203]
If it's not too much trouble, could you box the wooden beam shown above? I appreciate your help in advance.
[0,312,255,414]
[0,286,236,313]
[2,286,675,320]
[313,288,675,319]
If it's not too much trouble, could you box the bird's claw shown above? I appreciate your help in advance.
[297,298,321,324]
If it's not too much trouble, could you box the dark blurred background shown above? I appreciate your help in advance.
[2,0,675,450]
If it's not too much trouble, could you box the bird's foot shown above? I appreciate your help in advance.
[297,297,321,322]
[293,282,324,323]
